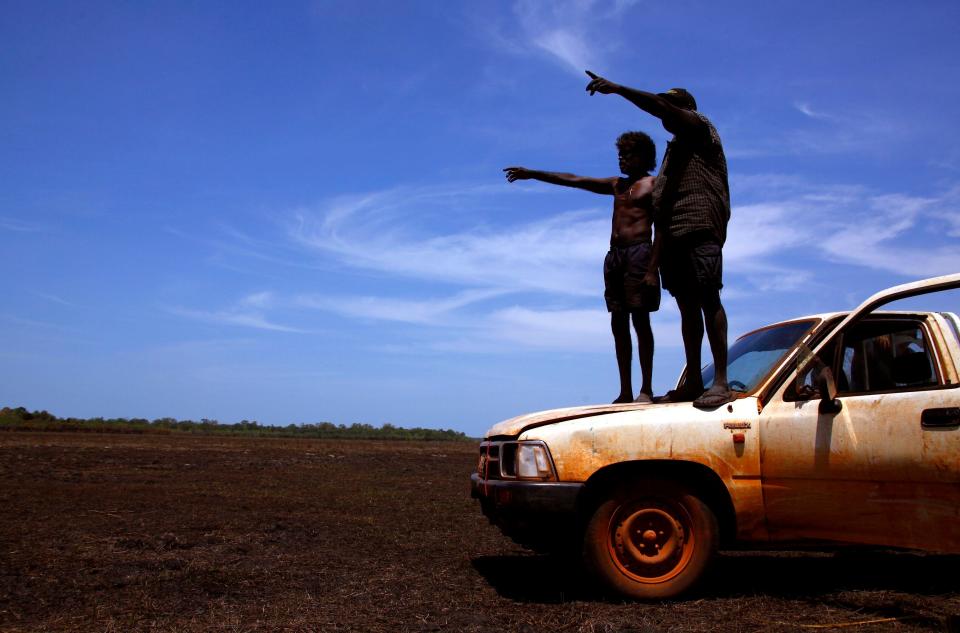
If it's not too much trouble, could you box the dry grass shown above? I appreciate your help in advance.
[1,432,958,632]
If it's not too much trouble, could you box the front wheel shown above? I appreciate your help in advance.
[583,480,718,599]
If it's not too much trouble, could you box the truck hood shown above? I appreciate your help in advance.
[485,402,652,438]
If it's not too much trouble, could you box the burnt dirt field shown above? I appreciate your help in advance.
[1,432,959,632]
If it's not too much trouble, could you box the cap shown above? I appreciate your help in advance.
[658,88,697,111]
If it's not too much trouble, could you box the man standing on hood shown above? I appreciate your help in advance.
[585,71,732,408]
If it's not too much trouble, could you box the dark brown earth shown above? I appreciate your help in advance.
[1,432,958,632]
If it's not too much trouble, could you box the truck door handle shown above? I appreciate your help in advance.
[921,407,960,429]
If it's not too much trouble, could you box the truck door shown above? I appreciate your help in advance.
[759,313,960,551]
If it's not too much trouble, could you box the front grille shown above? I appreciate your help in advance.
[477,441,502,480]
[500,443,519,478]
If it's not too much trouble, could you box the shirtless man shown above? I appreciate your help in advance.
[504,131,661,403]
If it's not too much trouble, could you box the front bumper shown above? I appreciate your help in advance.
[470,472,583,513]
[471,473,584,552]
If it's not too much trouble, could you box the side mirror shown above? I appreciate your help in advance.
[793,343,842,414]
[816,366,842,414]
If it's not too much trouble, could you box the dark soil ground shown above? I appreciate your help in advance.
[1,432,958,632]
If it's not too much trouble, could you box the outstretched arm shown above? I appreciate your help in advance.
[584,71,707,140]
[503,167,617,195]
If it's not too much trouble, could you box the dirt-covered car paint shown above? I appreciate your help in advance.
[518,397,767,540]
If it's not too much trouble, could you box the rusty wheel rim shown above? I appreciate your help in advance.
[608,499,695,583]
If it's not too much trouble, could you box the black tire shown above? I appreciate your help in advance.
[582,479,718,600]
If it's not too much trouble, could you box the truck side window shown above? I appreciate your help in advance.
[838,320,937,394]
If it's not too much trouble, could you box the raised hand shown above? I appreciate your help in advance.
[503,166,534,182]
[585,70,620,96]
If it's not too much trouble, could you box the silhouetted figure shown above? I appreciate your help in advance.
[504,132,661,403]
[585,71,732,408]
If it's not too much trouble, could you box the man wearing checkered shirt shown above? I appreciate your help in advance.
[585,71,732,408]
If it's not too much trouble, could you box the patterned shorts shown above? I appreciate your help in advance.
[603,242,661,313]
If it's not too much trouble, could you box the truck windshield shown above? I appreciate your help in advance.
[700,320,816,393]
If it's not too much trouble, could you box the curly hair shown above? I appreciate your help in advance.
[615,131,656,173]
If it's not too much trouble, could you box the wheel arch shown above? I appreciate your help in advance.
[578,460,737,546]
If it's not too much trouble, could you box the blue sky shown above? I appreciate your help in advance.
[3,1,959,436]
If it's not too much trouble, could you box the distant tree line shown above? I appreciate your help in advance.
[0,406,471,441]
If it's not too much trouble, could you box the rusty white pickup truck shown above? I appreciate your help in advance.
[471,273,960,599]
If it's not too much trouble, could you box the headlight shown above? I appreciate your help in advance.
[501,440,556,480]
[517,443,551,478]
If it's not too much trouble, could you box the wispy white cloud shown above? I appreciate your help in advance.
[426,305,682,354]
[168,307,302,333]
[793,101,836,121]
[0,216,46,232]
[477,0,639,76]
[741,266,813,293]
[0,313,77,331]
[239,291,275,309]
[293,178,960,317]
[144,337,259,356]
[181,176,959,355]
[292,184,608,297]
[483,306,611,351]
[531,29,593,75]
[818,193,959,276]
[488,305,661,350]
[725,201,811,264]
[30,291,76,307]
[297,288,509,326]
[168,293,304,333]
[163,225,326,273]
[729,178,960,278]
[928,185,960,237]
[728,104,908,158]
[928,151,960,174]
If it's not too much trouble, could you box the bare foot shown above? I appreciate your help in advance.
[693,383,733,408]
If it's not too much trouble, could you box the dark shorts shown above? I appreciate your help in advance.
[660,230,723,298]
[603,241,661,313]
